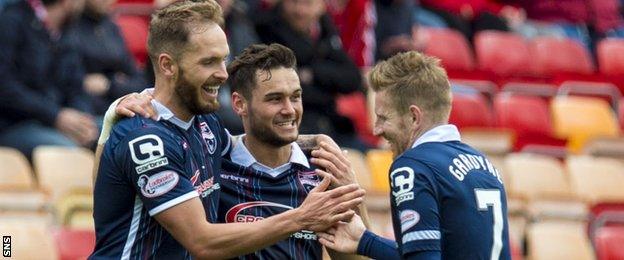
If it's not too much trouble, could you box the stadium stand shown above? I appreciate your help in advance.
[504,153,586,220]
[474,31,532,79]
[52,228,96,260]
[594,226,624,260]
[567,155,624,204]
[0,147,48,211]
[551,96,621,153]
[365,149,392,193]
[527,220,595,260]
[449,92,495,129]
[114,15,149,68]
[0,217,59,259]
[530,36,595,77]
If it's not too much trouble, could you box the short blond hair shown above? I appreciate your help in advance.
[369,51,452,123]
[147,0,224,65]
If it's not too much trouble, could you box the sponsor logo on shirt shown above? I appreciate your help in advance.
[391,167,415,206]
[220,173,250,183]
[195,176,220,198]
[400,210,420,232]
[226,201,317,240]
[137,170,179,198]
[129,134,169,174]
[199,122,217,155]
[298,170,320,193]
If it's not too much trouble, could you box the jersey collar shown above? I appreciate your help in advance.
[151,99,195,130]
[411,124,461,148]
[230,134,310,176]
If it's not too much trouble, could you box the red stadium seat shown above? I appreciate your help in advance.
[530,37,595,77]
[475,31,532,77]
[449,93,494,128]
[594,226,624,260]
[598,38,624,76]
[115,15,149,68]
[494,94,566,150]
[418,27,495,81]
[336,92,377,146]
[620,98,624,130]
[418,27,475,71]
[53,228,95,260]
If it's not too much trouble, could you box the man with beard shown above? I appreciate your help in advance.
[316,51,511,260]
[0,0,98,160]
[217,43,366,259]
[91,1,365,259]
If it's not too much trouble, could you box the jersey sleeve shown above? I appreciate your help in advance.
[389,157,441,256]
[114,127,198,216]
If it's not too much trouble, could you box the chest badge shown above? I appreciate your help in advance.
[199,122,217,155]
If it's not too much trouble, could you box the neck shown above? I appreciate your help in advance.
[153,79,193,121]
[45,4,65,33]
[408,121,441,148]
[243,135,292,168]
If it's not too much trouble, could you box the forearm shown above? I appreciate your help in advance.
[195,209,304,259]
[356,230,401,260]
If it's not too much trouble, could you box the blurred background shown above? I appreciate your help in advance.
[1,0,624,259]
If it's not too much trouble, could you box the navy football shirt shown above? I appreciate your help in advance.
[218,137,323,260]
[91,100,230,259]
[389,125,511,260]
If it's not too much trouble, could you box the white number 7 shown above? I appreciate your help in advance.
[475,189,503,260]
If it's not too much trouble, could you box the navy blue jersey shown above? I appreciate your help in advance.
[389,126,511,260]
[91,106,230,259]
[217,140,323,260]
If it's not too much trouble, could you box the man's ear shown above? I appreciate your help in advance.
[409,105,422,127]
[158,53,177,78]
[231,92,248,117]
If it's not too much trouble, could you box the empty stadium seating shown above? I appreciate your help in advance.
[567,155,624,204]
[0,147,37,190]
[449,93,494,129]
[597,38,624,77]
[594,226,624,260]
[33,146,94,203]
[504,153,586,220]
[114,15,149,68]
[475,31,532,77]
[527,220,594,260]
[0,218,59,259]
[365,149,392,193]
[530,37,595,77]
[551,96,621,153]
[494,94,566,151]
[418,27,475,71]
[52,228,95,260]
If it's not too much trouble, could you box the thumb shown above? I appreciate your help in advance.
[311,174,331,193]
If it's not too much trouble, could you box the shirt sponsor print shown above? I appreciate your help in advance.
[137,170,179,198]
[128,134,169,174]
[400,209,420,232]
[391,167,415,206]
[225,201,317,240]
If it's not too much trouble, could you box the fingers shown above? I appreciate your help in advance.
[310,174,331,193]
[315,169,338,186]
[327,184,361,199]
[331,210,356,223]
[317,236,335,248]
[115,106,136,117]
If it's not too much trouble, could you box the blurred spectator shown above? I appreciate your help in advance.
[505,0,591,46]
[375,0,418,60]
[255,0,369,151]
[588,0,624,38]
[326,0,376,68]
[0,0,98,159]
[69,0,147,115]
[420,0,516,41]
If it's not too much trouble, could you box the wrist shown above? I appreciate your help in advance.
[279,208,308,233]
